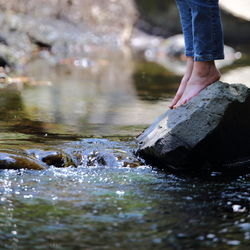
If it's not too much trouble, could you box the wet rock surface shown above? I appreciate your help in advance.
[0,150,48,170]
[27,149,76,168]
[137,81,250,172]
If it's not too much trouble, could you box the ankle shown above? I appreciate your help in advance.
[186,56,194,62]
[186,56,194,69]
[193,61,218,77]
[184,56,194,77]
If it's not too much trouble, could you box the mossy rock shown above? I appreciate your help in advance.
[0,150,48,170]
[27,149,76,168]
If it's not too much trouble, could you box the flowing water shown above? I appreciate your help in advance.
[0,50,250,249]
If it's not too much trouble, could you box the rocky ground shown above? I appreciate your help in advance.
[0,0,138,71]
[0,0,249,75]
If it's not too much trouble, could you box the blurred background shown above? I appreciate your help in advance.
[0,0,250,137]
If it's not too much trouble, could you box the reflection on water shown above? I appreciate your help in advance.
[3,51,178,140]
[0,48,250,249]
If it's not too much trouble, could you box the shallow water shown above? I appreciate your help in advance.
[0,51,250,249]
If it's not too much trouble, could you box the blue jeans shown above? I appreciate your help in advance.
[176,0,224,61]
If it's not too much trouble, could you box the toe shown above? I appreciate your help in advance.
[169,93,182,109]
[183,99,188,105]
[173,98,183,108]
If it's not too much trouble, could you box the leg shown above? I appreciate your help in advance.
[192,0,224,62]
[169,0,194,109]
[175,0,224,107]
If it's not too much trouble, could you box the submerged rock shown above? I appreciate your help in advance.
[0,149,76,170]
[137,81,250,172]
[0,150,48,170]
[27,149,76,168]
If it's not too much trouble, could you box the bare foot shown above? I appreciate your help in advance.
[174,61,221,108]
[169,56,194,109]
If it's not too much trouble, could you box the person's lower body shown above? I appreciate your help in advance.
[170,0,224,108]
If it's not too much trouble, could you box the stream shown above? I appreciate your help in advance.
[0,49,250,249]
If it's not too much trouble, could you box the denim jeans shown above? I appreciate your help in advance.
[175,0,224,61]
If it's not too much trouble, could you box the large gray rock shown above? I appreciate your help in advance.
[137,81,250,172]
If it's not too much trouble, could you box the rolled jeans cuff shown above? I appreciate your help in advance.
[185,50,194,57]
[194,54,225,61]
